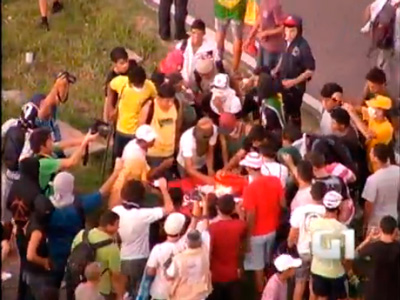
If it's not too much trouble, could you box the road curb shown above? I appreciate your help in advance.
[144,0,323,117]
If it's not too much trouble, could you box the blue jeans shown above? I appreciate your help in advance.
[258,49,281,70]
[244,231,276,271]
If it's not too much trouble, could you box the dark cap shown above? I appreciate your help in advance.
[167,72,184,86]
[283,15,302,27]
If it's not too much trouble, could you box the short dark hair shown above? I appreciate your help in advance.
[247,125,267,142]
[282,125,302,143]
[330,107,350,127]
[366,67,386,84]
[169,187,184,209]
[30,127,52,154]
[217,194,236,215]
[380,215,397,234]
[121,179,145,204]
[296,160,314,183]
[99,210,120,227]
[158,82,176,98]
[151,71,166,89]
[207,193,218,219]
[310,181,327,201]
[320,83,343,98]
[372,143,391,163]
[260,142,277,159]
[191,19,206,32]
[110,47,128,63]
[306,151,326,168]
[128,66,147,87]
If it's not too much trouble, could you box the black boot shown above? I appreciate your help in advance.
[39,17,50,31]
[51,1,64,14]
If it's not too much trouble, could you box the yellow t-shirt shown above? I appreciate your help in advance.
[109,157,149,207]
[110,76,157,135]
[147,100,178,158]
[366,118,393,172]
[309,218,347,279]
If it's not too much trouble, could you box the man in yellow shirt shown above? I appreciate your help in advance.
[107,66,157,164]
[139,82,181,179]
[343,95,393,173]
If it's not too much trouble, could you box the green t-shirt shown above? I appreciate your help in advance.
[72,228,121,295]
[215,0,247,21]
[38,156,61,196]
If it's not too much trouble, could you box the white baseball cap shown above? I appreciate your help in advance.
[239,152,263,169]
[274,254,302,272]
[212,73,229,89]
[164,213,186,235]
[135,125,157,143]
[323,191,342,209]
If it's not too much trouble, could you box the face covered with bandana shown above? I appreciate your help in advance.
[49,172,75,209]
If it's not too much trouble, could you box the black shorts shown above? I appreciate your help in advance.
[311,273,347,299]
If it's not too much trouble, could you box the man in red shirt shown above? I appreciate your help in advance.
[208,194,247,300]
[240,152,284,295]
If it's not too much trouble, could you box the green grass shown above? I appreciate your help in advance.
[2,0,168,192]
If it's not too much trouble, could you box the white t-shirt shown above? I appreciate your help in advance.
[122,139,146,162]
[261,161,289,187]
[177,126,218,169]
[290,204,326,255]
[147,240,187,299]
[320,109,333,135]
[290,186,313,212]
[362,165,400,226]
[112,205,164,259]
[210,93,242,115]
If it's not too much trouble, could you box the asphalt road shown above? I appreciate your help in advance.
[187,0,373,99]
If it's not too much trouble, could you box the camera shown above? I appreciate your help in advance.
[90,119,112,138]
[188,189,204,202]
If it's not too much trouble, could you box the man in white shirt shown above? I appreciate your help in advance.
[319,83,343,135]
[287,181,326,300]
[177,117,218,185]
[112,178,174,299]
[260,143,289,187]
[362,143,400,232]
[146,213,188,300]
[176,19,218,88]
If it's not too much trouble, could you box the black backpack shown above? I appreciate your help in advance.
[66,229,113,290]
[2,124,26,172]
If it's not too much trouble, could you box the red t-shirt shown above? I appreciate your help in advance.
[209,219,247,283]
[243,175,283,236]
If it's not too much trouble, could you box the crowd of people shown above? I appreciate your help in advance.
[2,0,400,300]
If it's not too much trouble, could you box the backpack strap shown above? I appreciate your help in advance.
[180,39,188,52]
[73,199,86,227]
[91,238,113,250]
[82,229,91,244]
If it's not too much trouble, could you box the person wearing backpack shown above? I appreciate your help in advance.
[29,127,98,196]
[47,159,123,290]
[139,82,181,179]
[67,210,126,300]
[362,0,397,84]
[2,103,38,223]
[6,157,44,300]
[24,194,57,300]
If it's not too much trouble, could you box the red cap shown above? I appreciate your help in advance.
[219,113,237,131]
[159,50,184,75]
[283,15,302,27]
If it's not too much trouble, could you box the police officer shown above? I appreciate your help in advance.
[276,15,315,129]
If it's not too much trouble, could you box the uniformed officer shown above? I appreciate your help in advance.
[276,15,316,129]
